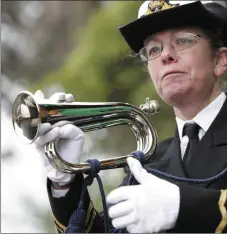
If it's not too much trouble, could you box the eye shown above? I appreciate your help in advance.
[147,45,161,56]
[175,37,193,45]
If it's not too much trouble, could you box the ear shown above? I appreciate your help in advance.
[214,47,227,77]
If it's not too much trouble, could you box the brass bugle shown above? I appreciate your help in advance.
[12,91,159,173]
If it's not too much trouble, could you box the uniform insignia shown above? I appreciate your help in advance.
[145,0,180,16]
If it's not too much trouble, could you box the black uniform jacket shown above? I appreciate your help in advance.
[47,97,227,233]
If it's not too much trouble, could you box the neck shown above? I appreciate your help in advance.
[173,89,222,120]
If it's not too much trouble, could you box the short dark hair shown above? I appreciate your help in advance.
[200,28,227,92]
[202,28,225,52]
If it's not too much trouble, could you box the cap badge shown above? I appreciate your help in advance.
[145,0,179,16]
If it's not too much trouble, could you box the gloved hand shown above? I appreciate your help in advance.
[107,157,180,233]
[34,90,85,185]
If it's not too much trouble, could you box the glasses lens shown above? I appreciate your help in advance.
[140,44,161,61]
[139,48,148,62]
[173,33,195,50]
[147,45,162,60]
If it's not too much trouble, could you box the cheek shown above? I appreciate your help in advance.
[189,44,214,71]
[147,66,160,89]
[186,53,214,84]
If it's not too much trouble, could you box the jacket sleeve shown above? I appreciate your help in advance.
[47,170,131,233]
[47,173,104,233]
[170,184,227,233]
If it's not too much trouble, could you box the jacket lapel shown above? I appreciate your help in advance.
[161,129,187,178]
[186,97,227,182]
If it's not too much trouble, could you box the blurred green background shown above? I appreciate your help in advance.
[2,1,227,232]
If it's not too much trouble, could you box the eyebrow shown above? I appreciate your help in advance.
[145,29,200,45]
[145,31,177,44]
[144,36,160,45]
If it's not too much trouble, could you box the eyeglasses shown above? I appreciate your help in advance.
[138,32,203,62]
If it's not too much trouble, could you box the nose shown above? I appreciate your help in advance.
[160,44,178,65]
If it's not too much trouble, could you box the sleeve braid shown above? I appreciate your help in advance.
[215,190,227,233]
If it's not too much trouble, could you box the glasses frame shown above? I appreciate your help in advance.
[138,32,203,62]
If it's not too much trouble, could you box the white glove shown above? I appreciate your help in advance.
[107,157,180,233]
[34,90,85,185]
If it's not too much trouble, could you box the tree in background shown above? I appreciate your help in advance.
[2,1,100,84]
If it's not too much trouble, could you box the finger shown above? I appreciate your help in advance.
[112,212,138,229]
[34,90,45,100]
[58,124,84,141]
[108,200,134,219]
[39,123,52,135]
[65,93,74,102]
[49,92,66,102]
[107,186,135,204]
[127,157,150,184]
[35,127,59,147]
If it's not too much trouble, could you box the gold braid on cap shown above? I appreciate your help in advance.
[145,0,179,16]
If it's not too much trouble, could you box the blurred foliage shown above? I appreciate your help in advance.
[1,1,101,84]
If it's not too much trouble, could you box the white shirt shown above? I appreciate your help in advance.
[176,92,226,159]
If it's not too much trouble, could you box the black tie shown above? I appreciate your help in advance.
[182,123,200,167]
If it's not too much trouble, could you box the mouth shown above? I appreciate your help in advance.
[162,71,186,80]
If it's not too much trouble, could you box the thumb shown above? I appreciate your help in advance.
[127,157,150,184]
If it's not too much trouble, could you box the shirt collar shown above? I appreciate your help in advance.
[176,92,226,140]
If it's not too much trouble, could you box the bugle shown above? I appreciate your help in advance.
[12,91,159,173]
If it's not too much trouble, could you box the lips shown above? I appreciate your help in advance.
[162,71,186,80]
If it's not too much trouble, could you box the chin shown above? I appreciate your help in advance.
[161,88,190,106]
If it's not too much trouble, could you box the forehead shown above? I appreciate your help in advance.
[144,27,203,44]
